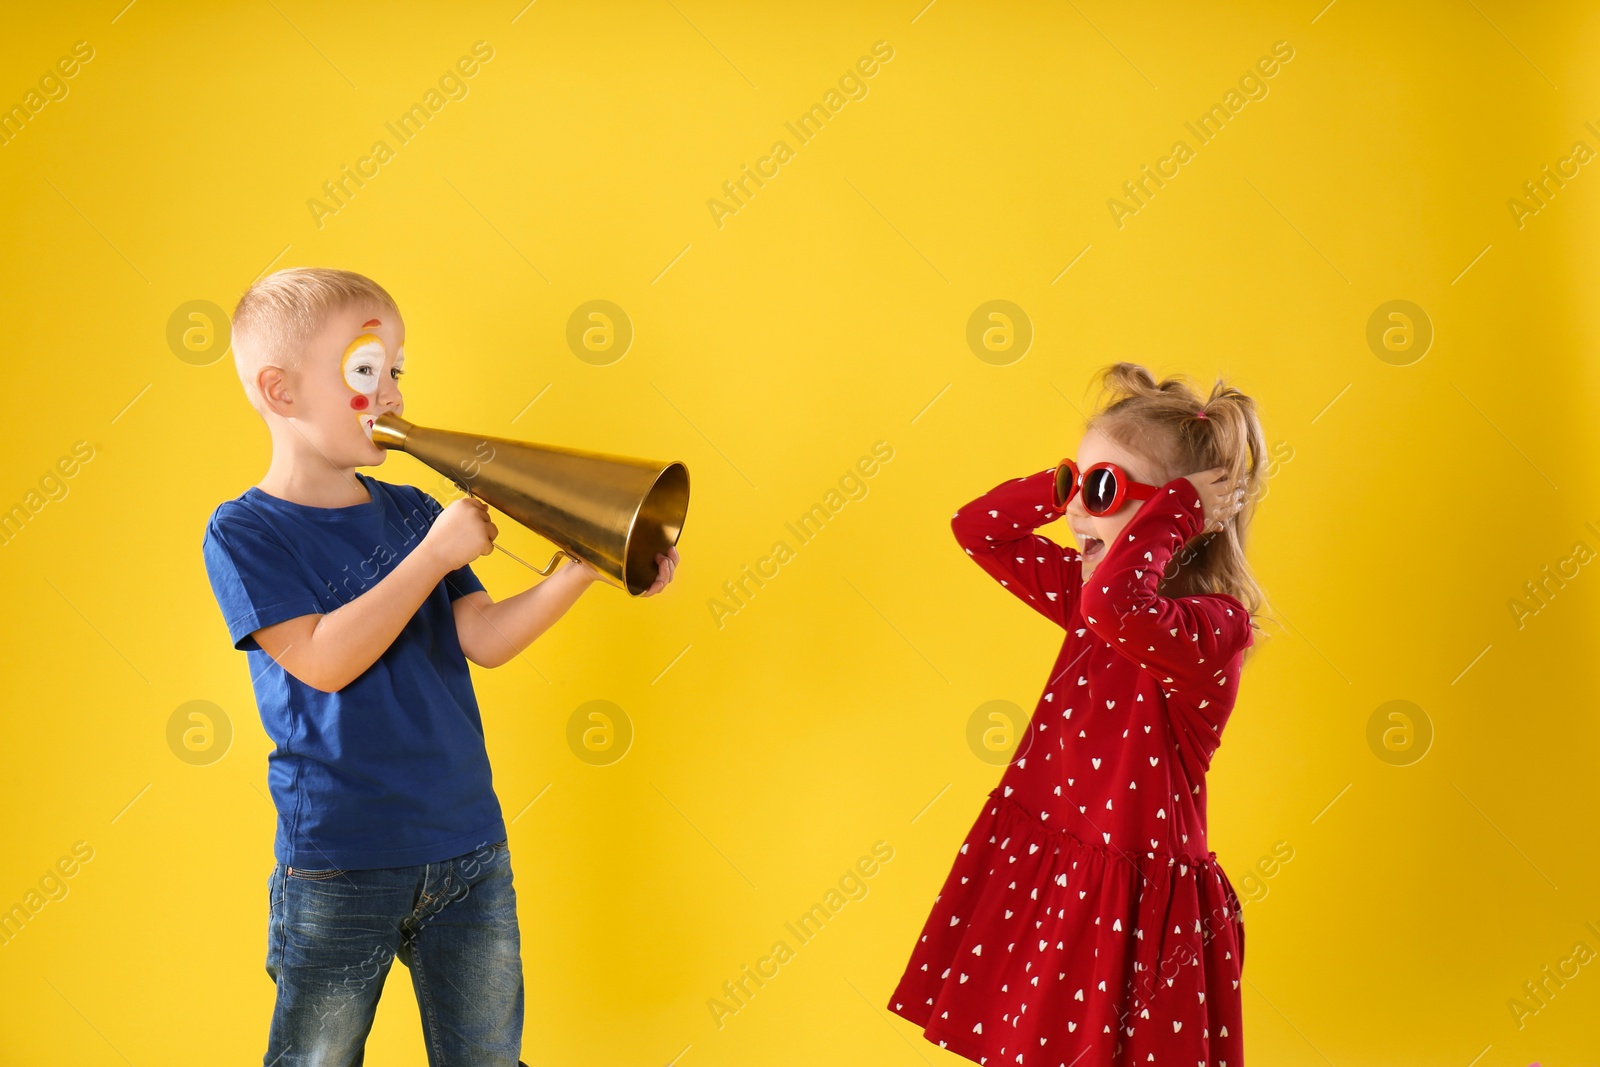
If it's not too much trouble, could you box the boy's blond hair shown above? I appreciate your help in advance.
[231,267,400,414]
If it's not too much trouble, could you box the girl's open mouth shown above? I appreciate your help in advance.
[1081,536,1104,560]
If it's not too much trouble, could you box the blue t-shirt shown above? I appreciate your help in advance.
[200,471,506,870]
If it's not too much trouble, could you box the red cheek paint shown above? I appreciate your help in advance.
[350,395,369,410]
[362,319,382,328]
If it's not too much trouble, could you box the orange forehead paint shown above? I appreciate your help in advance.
[362,318,381,328]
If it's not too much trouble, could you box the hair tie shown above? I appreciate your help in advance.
[1194,410,1208,420]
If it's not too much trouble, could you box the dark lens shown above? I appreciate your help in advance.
[1054,465,1073,508]
[1083,467,1117,513]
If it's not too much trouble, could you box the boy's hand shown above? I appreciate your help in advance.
[1182,466,1245,535]
[638,546,679,597]
[423,497,497,571]
[562,546,675,594]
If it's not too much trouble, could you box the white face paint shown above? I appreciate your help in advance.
[341,331,386,439]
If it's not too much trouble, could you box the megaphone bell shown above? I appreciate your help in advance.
[371,412,689,597]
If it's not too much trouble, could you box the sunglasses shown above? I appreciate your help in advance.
[1051,458,1161,516]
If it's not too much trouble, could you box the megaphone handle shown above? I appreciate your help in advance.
[454,481,572,576]
[489,541,569,576]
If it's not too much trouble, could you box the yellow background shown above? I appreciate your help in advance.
[2,1,1597,1063]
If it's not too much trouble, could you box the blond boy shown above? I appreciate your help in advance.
[201,267,676,1065]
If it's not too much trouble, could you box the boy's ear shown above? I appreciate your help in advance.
[258,365,293,416]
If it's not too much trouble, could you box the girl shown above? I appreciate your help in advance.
[888,362,1267,1066]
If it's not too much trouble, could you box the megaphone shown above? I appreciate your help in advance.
[371,413,689,597]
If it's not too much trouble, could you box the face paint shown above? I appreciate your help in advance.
[341,333,386,439]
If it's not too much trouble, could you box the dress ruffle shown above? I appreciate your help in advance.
[889,786,1246,1066]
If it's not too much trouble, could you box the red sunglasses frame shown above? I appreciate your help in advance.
[1050,458,1161,516]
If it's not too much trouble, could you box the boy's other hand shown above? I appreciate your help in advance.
[638,546,679,598]
[423,497,497,571]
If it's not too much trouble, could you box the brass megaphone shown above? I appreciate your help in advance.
[371,412,688,597]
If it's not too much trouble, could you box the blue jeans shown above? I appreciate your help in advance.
[263,838,525,1066]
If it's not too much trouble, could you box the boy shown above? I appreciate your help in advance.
[201,267,677,1065]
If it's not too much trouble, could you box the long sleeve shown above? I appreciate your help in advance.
[951,468,1081,629]
[1079,475,1254,691]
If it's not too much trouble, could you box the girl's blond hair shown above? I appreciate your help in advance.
[1085,362,1267,634]
[230,267,399,414]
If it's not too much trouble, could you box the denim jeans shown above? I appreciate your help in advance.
[263,838,525,1066]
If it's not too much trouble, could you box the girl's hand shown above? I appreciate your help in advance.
[1182,466,1246,535]
[638,546,679,598]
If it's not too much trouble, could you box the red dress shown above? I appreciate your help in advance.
[888,468,1255,1066]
